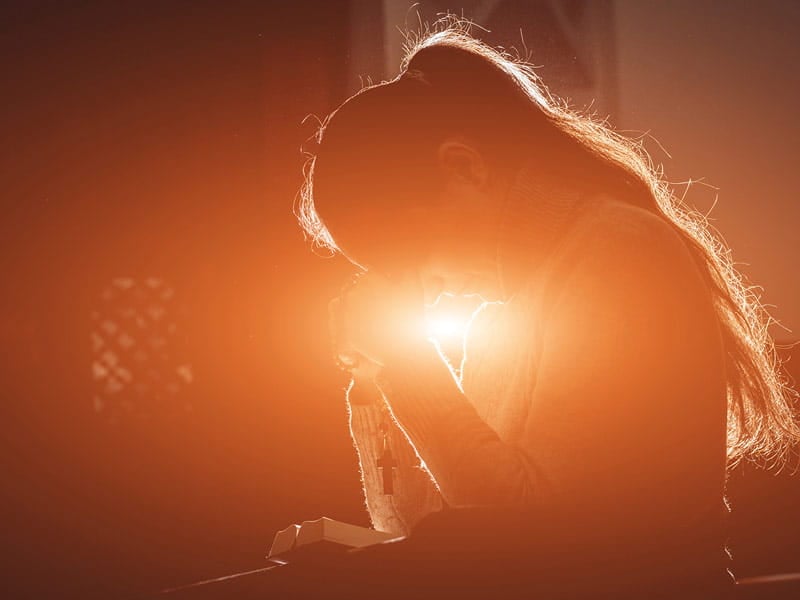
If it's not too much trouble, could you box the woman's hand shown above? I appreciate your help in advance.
[330,271,427,369]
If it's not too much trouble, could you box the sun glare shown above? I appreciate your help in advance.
[425,314,468,341]
[423,294,485,349]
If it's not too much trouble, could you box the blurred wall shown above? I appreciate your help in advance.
[615,0,800,335]
[1,2,363,597]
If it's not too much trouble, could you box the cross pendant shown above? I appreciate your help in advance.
[377,445,398,495]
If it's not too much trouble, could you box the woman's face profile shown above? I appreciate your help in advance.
[340,139,508,304]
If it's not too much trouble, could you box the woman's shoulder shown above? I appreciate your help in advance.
[576,193,682,243]
[536,191,715,325]
[559,192,699,275]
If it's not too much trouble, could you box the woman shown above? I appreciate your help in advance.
[295,22,798,599]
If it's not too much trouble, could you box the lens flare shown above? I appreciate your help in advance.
[425,314,468,341]
[423,294,485,350]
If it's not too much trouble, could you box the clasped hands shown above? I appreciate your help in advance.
[329,271,428,377]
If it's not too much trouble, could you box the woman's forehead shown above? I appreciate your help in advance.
[338,234,428,277]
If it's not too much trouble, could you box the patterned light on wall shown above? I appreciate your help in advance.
[91,277,193,422]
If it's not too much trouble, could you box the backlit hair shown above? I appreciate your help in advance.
[297,17,799,467]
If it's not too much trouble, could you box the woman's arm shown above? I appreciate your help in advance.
[331,294,444,537]
[346,374,444,537]
[374,208,727,512]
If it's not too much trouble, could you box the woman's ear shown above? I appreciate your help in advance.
[437,139,489,191]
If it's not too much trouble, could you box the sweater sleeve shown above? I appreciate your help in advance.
[374,209,726,514]
[345,376,444,537]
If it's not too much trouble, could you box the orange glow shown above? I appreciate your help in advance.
[423,295,485,355]
[425,313,467,341]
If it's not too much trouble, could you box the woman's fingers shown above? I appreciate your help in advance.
[333,270,427,365]
[329,295,359,368]
[328,296,343,342]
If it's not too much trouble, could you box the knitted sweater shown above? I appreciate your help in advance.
[345,163,729,561]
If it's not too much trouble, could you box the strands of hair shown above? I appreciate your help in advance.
[296,16,799,468]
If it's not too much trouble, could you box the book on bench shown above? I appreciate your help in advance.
[267,517,400,563]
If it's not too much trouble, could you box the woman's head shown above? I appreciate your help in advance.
[302,30,620,299]
[306,76,496,294]
[297,19,798,465]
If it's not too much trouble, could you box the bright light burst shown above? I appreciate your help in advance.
[425,314,468,341]
[423,294,484,348]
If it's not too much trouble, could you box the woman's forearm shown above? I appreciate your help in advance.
[346,379,444,536]
[375,344,545,509]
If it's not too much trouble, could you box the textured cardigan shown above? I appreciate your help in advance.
[345,163,729,563]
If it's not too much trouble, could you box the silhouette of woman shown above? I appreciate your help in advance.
[293,20,798,600]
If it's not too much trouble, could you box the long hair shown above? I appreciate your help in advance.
[297,18,799,467]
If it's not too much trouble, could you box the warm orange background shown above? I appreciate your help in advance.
[1,2,798,598]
